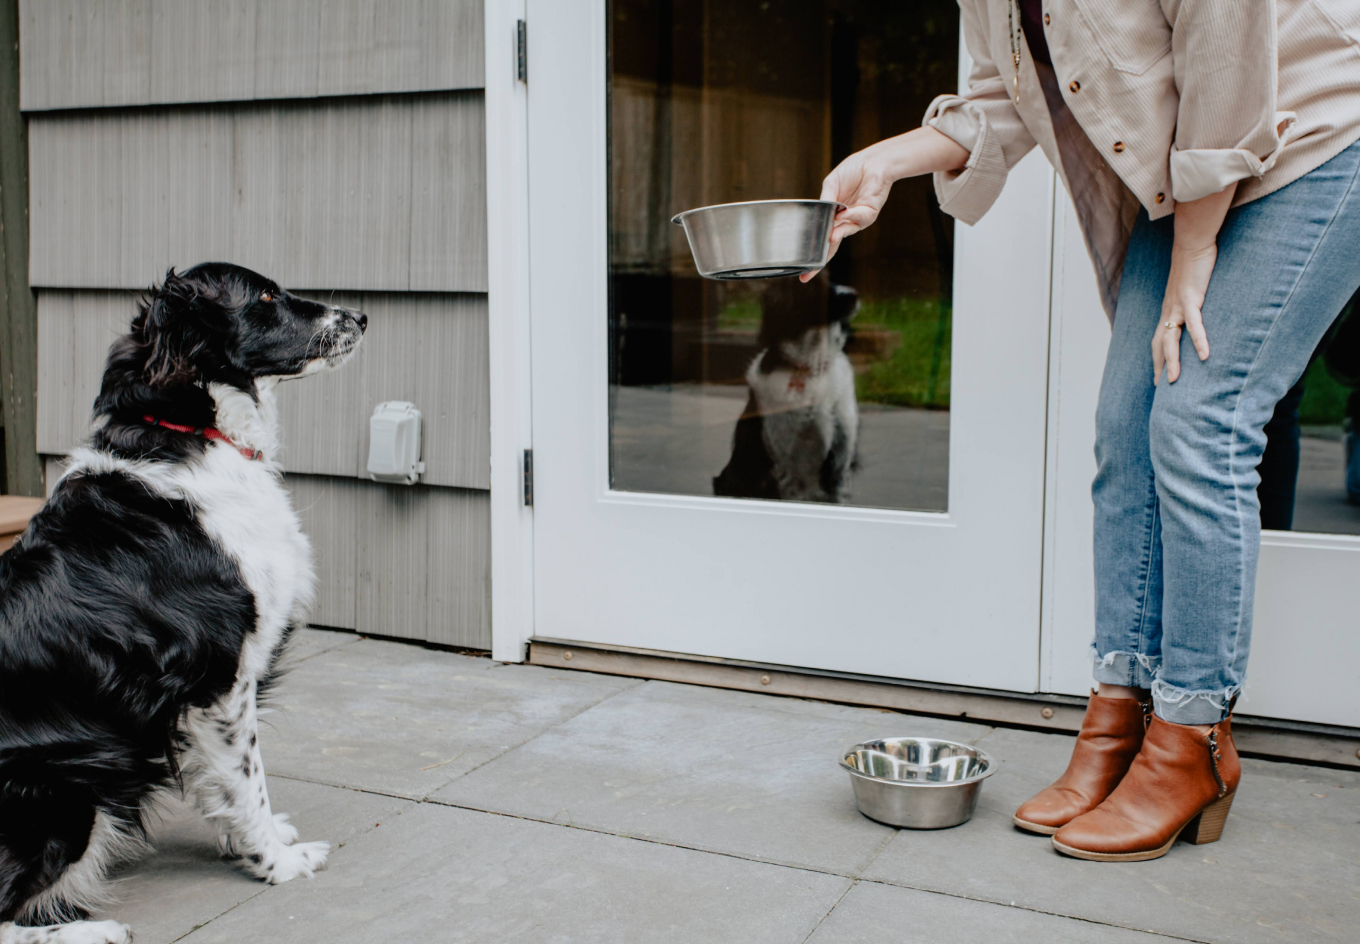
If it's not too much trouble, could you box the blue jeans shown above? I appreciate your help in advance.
[1092,139,1360,725]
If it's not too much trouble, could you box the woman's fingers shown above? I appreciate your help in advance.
[1152,321,1184,386]
[801,216,863,282]
[818,174,842,203]
[1163,324,1181,384]
[1155,300,1208,384]
[1184,306,1210,361]
[798,233,836,282]
[841,204,876,228]
[804,154,886,283]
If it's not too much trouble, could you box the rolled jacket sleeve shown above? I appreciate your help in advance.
[1167,0,1295,202]
[921,0,1036,225]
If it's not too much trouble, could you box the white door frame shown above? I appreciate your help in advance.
[485,0,535,663]
[1037,186,1109,696]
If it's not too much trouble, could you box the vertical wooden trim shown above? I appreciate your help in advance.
[486,0,534,662]
[0,0,41,496]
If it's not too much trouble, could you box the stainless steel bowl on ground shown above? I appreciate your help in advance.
[840,737,996,829]
[671,199,842,280]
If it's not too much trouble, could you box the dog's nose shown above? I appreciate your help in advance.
[354,311,368,332]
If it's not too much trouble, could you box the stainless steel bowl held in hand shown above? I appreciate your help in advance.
[671,199,843,280]
[840,737,996,829]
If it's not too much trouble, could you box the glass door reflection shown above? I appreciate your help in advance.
[608,0,959,512]
[1259,290,1360,535]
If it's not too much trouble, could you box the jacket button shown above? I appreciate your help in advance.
[1069,80,1080,93]
[1156,192,1166,204]
[1113,141,1125,153]
[1043,13,1051,25]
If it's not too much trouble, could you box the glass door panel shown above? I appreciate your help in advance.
[608,0,959,511]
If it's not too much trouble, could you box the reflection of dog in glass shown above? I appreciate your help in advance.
[714,279,859,503]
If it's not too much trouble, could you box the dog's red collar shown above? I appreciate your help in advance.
[142,415,264,461]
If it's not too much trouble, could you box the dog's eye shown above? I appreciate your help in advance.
[260,291,273,302]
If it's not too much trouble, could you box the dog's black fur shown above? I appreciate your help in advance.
[0,263,364,935]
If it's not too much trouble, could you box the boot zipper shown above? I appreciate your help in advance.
[1140,700,1153,730]
[1207,728,1227,798]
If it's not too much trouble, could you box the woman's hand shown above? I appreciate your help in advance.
[1153,183,1237,384]
[1154,243,1216,384]
[800,150,894,282]
[801,127,969,282]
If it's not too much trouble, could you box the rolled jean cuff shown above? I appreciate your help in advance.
[1091,645,1159,690]
[1151,679,1238,725]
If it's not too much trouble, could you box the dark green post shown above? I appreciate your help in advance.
[0,0,41,497]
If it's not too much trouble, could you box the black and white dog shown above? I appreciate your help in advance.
[0,263,366,944]
[713,279,860,503]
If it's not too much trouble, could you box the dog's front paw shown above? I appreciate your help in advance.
[264,840,330,884]
[0,920,134,944]
[77,921,135,944]
[272,812,300,845]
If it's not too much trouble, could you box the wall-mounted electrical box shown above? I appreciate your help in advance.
[367,401,425,485]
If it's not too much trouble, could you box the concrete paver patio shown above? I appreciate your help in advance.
[96,630,1360,943]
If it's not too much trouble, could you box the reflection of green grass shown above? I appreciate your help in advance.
[855,297,952,409]
[1300,357,1350,426]
[717,299,761,333]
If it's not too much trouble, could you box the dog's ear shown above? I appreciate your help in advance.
[828,284,859,323]
[135,269,221,386]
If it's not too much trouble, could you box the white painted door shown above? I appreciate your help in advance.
[526,0,1057,692]
[1042,187,1360,727]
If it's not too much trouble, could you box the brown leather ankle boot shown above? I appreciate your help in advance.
[1012,692,1150,835]
[1052,714,1241,861]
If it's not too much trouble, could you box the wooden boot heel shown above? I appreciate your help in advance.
[1182,791,1235,845]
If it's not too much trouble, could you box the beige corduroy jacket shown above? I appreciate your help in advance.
[923,0,1360,318]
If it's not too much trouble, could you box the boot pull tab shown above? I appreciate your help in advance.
[1206,727,1227,798]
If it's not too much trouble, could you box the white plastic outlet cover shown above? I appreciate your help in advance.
[367,401,425,485]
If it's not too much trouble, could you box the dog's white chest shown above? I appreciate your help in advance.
[146,445,315,681]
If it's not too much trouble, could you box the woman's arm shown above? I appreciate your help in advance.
[799,127,969,282]
[803,1,1035,281]
[1168,3,1288,204]
[1154,183,1238,384]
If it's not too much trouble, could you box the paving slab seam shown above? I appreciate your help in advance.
[846,823,900,877]
[857,877,1220,944]
[420,677,650,797]
[259,679,648,803]
[263,770,427,802]
[283,634,363,666]
[166,887,271,944]
[967,725,1003,748]
[418,795,861,879]
[796,878,856,944]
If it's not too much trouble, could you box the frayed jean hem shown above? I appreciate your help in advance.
[1091,646,1159,690]
[1151,679,1238,725]
[1092,645,1237,723]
